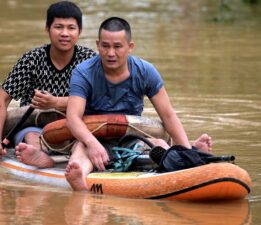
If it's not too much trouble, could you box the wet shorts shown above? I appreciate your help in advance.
[13,127,42,146]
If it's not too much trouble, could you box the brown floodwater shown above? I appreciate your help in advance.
[0,0,260,224]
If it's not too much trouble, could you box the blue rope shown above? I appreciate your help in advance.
[111,143,144,172]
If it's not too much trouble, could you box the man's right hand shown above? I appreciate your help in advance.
[86,140,110,171]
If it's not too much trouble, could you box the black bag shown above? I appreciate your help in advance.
[150,145,235,172]
[108,134,235,172]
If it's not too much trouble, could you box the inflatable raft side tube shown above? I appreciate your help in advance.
[147,177,251,200]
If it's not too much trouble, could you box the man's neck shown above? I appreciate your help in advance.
[50,46,75,70]
[104,66,130,84]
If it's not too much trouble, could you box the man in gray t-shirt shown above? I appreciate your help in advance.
[64,17,213,191]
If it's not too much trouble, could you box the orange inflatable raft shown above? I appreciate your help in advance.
[0,153,252,201]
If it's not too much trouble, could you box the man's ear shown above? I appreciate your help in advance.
[96,40,100,50]
[128,41,135,53]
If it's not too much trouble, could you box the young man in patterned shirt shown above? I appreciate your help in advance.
[0,1,96,167]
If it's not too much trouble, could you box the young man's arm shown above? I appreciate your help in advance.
[150,87,191,149]
[0,89,12,156]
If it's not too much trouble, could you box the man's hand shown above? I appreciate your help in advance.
[86,140,110,171]
[31,89,58,110]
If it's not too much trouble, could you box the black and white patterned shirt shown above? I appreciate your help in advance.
[1,44,96,106]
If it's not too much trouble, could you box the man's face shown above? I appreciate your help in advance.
[47,17,81,52]
[96,29,134,71]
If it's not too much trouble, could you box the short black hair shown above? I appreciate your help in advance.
[46,1,82,30]
[98,17,132,42]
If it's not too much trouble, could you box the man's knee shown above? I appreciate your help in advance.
[149,138,169,149]
[25,131,41,140]
[14,127,42,146]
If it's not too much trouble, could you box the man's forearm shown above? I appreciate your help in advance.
[0,114,7,141]
[163,114,191,148]
[54,96,68,112]
[0,100,9,140]
[66,116,98,148]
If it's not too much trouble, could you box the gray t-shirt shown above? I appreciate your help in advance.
[69,55,163,116]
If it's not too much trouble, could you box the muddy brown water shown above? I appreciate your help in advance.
[0,1,260,224]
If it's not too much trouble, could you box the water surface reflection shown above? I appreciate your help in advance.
[0,186,252,225]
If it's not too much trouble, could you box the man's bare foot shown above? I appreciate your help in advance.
[15,143,54,168]
[65,161,87,191]
[193,134,213,153]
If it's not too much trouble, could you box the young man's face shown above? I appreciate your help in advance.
[47,17,81,52]
[96,29,134,71]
